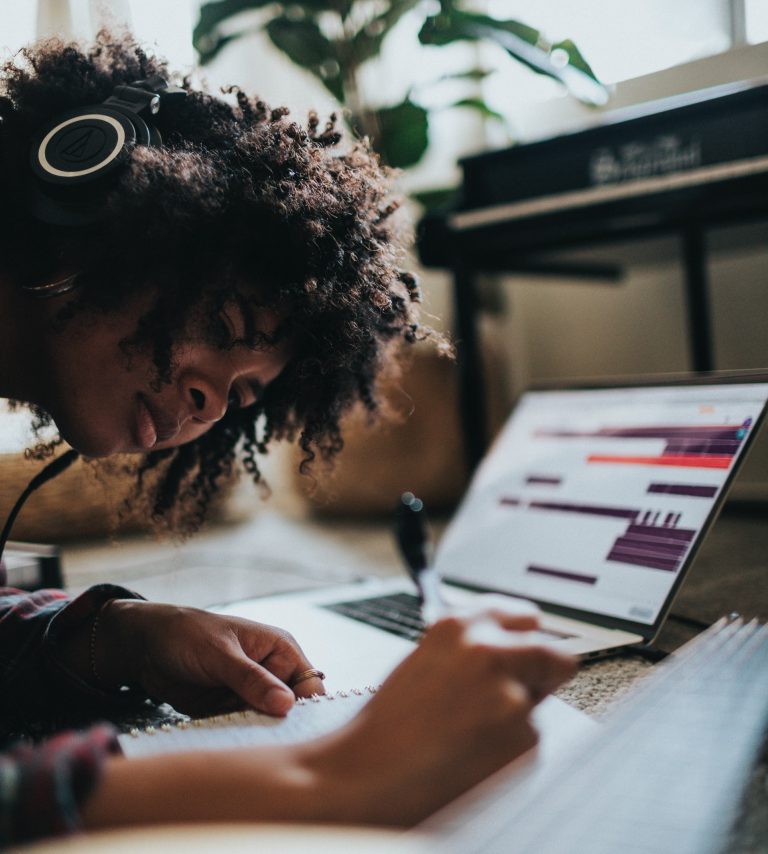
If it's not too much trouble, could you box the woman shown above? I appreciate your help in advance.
[0,33,575,843]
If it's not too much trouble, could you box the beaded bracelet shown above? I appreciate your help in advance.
[89,601,115,687]
[89,610,102,686]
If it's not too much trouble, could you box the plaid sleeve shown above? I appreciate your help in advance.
[0,724,120,844]
[0,584,148,723]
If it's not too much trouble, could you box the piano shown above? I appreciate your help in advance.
[418,81,768,469]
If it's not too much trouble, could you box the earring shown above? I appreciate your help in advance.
[22,273,80,299]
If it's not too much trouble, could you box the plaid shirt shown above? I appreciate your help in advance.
[0,581,144,844]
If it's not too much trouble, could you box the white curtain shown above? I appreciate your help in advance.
[36,0,131,41]
[34,0,195,68]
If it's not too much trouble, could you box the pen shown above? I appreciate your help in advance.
[396,492,449,625]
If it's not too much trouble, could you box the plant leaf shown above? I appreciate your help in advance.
[319,71,345,103]
[419,10,607,103]
[197,32,246,65]
[265,16,345,102]
[437,67,494,82]
[411,185,459,212]
[194,0,274,63]
[292,0,346,11]
[420,11,539,49]
[350,0,424,66]
[373,99,429,168]
[449,97,505,123]
[551,38,599,82]
[266,17,336,68]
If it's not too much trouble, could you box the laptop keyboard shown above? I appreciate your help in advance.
[323,592,426,641]
[323,592,575,643]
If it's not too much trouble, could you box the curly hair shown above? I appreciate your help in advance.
[0,31,434,532]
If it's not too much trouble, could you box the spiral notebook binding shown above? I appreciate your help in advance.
[127,684,381,738]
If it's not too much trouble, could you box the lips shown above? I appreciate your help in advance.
[135,394,180,449]
[135,396,157,450]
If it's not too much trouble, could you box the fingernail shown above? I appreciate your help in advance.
[265,686,294,714]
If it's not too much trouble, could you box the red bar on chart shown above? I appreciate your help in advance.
[587,454,732,469]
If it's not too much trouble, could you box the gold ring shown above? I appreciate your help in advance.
[289,668,326,688]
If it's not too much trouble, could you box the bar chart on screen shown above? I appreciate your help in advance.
[434,382,768,625]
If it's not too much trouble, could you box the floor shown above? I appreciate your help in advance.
[62,509,407,607]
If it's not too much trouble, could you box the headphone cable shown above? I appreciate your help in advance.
[0,448,80,564]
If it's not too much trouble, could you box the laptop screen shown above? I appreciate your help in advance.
[435,378,768,628]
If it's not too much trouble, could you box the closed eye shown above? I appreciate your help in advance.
[218,308,238,347]
[220,297,255,348]
[227,379,265,411]
[227,385,243,410]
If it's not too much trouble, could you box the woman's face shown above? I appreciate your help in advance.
[36,293,291,458]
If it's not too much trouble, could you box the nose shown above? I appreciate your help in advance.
[185,378,228,423]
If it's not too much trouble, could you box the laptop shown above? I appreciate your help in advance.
[215,373,768,690]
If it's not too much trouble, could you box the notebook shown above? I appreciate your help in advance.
[213,373,768,684]
[425,618,768,854]
[118,690,595,762]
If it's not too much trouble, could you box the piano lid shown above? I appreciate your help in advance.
[418,81,768,268]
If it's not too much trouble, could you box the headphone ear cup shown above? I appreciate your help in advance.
[147,124,163,146]
[120,110,162,146]
[30,106,137,186]
[27,88,166,225]
[113,107,153,147]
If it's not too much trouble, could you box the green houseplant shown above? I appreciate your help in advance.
[194,0,606,175]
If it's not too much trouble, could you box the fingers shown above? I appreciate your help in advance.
[233,620,327,701]
[453,593,541,630]
[220,655,296,716]
[288,668,325,697]
[496,644,577,702]
[427,610,577,705]
[464,610,540,638]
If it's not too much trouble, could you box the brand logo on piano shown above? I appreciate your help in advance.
[590,135,702,185]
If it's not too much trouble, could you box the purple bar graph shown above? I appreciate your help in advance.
[535,421,750,464]
[626,524,695,542]
[529,500,639,520]
[648,482,718,498]
[521,497,697,574]
[526,475,562,485]
[527,565,597,585]
[503,495,701,575]
[607,523,696,572]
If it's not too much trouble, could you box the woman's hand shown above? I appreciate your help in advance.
[301,607,577,825]
[83,607,576,832]
[97,600,325,716]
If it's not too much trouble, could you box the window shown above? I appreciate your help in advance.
[746,0,768,42]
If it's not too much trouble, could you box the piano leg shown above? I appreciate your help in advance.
[681,227,715,373]
[453,229,715,469]
[453,266,488,471]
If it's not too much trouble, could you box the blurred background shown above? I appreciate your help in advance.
[2,0,768,552]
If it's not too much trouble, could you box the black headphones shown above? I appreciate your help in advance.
[27,75,186,225]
